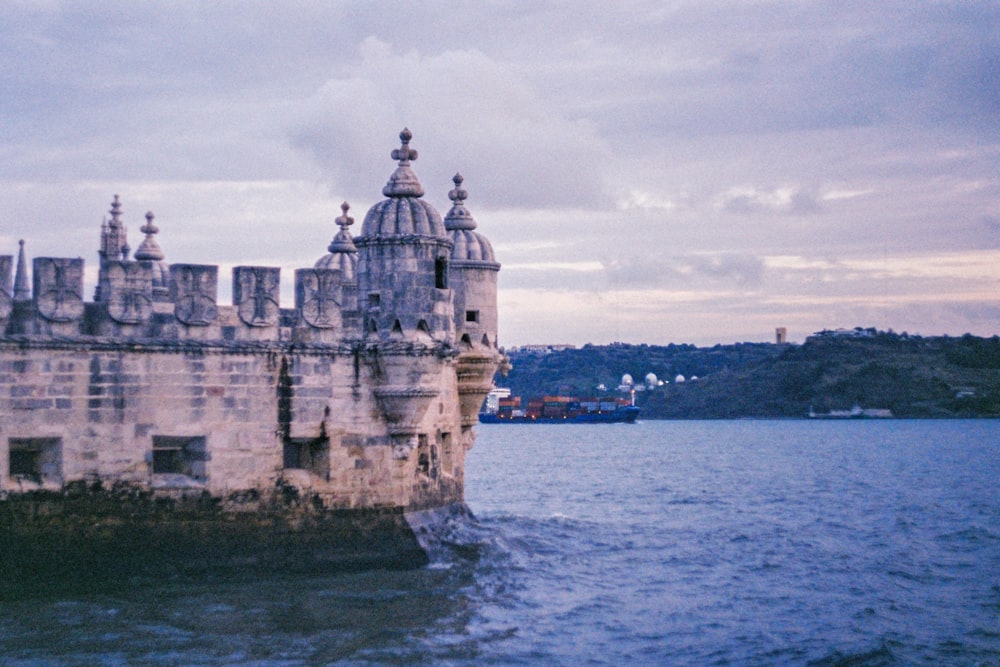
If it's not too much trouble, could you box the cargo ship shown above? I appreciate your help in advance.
[479,394,640,424]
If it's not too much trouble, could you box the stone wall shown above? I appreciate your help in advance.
[0,337,468,511]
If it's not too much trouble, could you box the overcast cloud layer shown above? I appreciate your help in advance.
[2,1,998,345]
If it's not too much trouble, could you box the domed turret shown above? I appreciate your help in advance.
[133,211,170,301]
[444,174,496,263]
[444,173,500,349]
[354,129,456,443]
[443,173,505,426]
[355,129,454,342]
[315,201,358,281]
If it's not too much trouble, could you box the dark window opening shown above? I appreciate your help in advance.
[435,257,448,289]
[152,436,208,481]
[416,434,430,476]
[368,292,381,306]
[9,438,62,484]
[10,449,40,480]
[416,434,438,479]
[283,437,330,478]
[440,432,452,473]
[465,310,479,323]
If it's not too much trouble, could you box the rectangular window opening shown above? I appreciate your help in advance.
[440,432,453,474]
[152,436,208,481]
[435,258,448,289]
[8,438,62,485]
[416,434,437,478]
[368,293,381,306]
[283,437,330,478]
[465,310,480,323]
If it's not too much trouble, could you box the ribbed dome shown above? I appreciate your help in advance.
[148,260,170,292]
[359,129,447,239]
[449,230,496,262]
[444,174,497,263]
[361,198,446,237]
[315,248,357,280]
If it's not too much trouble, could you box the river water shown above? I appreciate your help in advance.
[1,420,998,665]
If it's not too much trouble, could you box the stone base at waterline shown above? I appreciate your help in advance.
[0,488,473,599]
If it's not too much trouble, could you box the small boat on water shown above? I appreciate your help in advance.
[807,404,893,419]
[479,394,640,424]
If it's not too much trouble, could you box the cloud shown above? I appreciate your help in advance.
[1,1,998,346]
[716,186,821,215]
[287,37,612,210]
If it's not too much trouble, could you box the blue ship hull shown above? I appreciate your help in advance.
[479,406,640,424]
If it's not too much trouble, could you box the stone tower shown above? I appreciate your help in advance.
[443,173,505,426]
[355,129,456,456]
[356,128,455,342]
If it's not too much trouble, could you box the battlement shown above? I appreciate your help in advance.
[0,256,362,345]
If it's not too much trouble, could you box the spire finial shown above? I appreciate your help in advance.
[109,194,123,226]
[336,201,354,232]
[328,201,358,254]
[134,210,165,261]
[391,127,418,165]
[141,211,158,236]
[449,173,468,205]
[444,173,477,231]
[381,128,425,197]
[13,238,30,301]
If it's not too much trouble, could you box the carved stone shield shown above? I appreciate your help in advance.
[104,261,153,324]
[0,256,11,320]
[296,268,341,329]
[33,257,84,322]
[170,264,218,326]
[234,266,280,327]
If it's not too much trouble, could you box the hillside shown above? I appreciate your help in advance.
[495,331,1000,418]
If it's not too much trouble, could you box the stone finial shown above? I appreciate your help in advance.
[444,173,477,231]
[449,173,468,204]
[99,194,128,265]
[134,210,166,261]
[337,201,354,232]
[328,201,358,253]
[109,194,124,227]
[391,127,418,165]
[382,128,425,198]
[13,239,30,301]
[143,211,158,235]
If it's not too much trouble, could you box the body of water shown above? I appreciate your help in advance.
[1,420,998,665]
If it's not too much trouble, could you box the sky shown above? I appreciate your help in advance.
[2,1,998,347]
